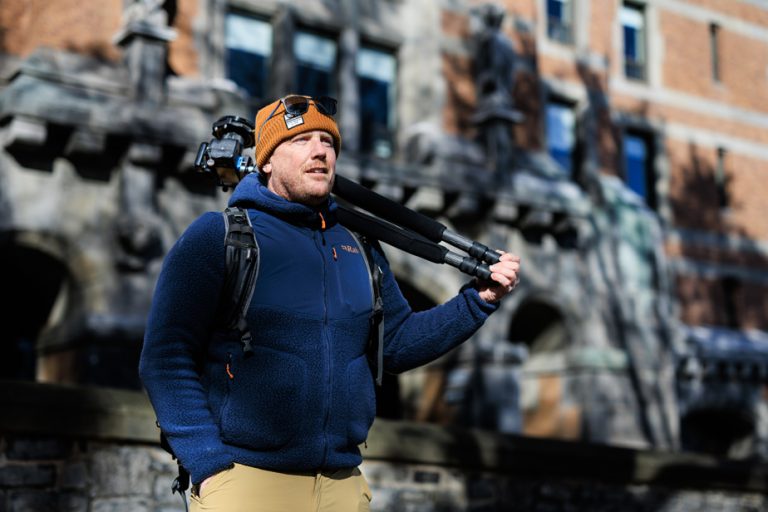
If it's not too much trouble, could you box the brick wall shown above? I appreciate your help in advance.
[0,0,199,76]
[674,274,768,330]
[0,0,122,61]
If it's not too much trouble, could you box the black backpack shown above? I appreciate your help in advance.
[161,206,384,499]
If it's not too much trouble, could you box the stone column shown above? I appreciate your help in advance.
[113,0,177,105]
[270,6,296,98]
[338,0,361,154]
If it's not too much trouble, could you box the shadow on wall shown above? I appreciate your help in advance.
[671,142,765,330]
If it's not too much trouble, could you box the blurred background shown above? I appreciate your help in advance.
[1,0,768,510]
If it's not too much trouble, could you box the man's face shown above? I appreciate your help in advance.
[262,130,337,206]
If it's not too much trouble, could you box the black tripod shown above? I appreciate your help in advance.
[194,115,502,280]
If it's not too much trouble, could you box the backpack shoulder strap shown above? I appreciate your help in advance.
[344,228,384,386]
[221,206,260,354]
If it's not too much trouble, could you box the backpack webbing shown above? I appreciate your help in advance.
[221,206,260,354]
[345,229,384,386]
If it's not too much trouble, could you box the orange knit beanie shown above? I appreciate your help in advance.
[253,96,342,168]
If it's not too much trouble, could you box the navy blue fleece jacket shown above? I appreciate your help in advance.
[139,174,498,484]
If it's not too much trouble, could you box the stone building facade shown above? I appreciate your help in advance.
[1,0,768,507]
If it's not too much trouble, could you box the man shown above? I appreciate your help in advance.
[139,95,520,512]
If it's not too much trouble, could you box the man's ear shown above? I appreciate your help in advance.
[261,161,272,176]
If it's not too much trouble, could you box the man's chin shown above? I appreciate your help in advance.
[302,187,333,206]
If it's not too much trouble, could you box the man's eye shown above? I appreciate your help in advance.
[322,139,333,147]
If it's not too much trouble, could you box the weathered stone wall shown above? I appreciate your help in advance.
[1,382,767,512]
[0,438,179,512]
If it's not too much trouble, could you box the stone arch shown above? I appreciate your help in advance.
[0,232,70,381]
[508,299,569,351]
[680,405,755,458]
[678,379,761,459]
[508,297,582,440]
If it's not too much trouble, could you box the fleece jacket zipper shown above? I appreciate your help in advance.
[316,220,332,468]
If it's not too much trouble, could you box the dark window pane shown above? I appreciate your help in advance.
[624,132,656,209]
[715,147,729,209]
[547,0,573,44]
[296,64,334,98]
[358,47,396,158]
[294,31,337,98]
[546,101,576,176]
[625,134,648,199]
[225,13,272,101]
[359,77,392,155]
[226,50,269,99]
[622,4,646,80]
[710,24,721,82]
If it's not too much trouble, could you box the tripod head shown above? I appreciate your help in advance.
[194,115,258,191]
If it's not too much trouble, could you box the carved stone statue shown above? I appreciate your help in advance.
[471,4,523,174]
[124,0,170,27]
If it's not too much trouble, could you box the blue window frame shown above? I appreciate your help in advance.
[546,100,576,176]
[225,13,272,101]
[294,31,338,98]
[547,0,574,44]
[357,47,397,158]
[621,3,647,81]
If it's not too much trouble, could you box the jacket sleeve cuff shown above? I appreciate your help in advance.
[185,451,235,486]
[460,282,501,316]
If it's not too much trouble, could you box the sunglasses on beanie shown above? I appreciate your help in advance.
[256,95,338,146]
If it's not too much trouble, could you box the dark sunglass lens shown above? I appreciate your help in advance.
[314,96,337,116]
[282,95,310,116]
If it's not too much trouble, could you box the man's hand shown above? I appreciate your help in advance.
[475,252,521,303]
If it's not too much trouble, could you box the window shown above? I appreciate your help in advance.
[721,276,740,329]
[710,23,721,82]
[547,0,574,44]
[357,46,397,158]
[546,100,576,176]
[623,132,656,208]
[621,2,647,81]
[225,13,273,102]
[715,147,729,209]
[294,30,338,98]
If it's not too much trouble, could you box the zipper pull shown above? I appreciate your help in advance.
[332,246,338,261]
[318,212,327,230]
[226,354,234,380]
[318,212,327,245]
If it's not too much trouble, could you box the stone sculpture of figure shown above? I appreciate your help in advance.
[124,0,170,27]
[471,4,523,174]
[474,4,516,103]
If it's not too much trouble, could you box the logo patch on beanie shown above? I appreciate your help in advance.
[284,113,305,130]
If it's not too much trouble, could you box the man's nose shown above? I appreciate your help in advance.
[309,137,328,159]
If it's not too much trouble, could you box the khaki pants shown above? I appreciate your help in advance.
[189,463,372,512]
